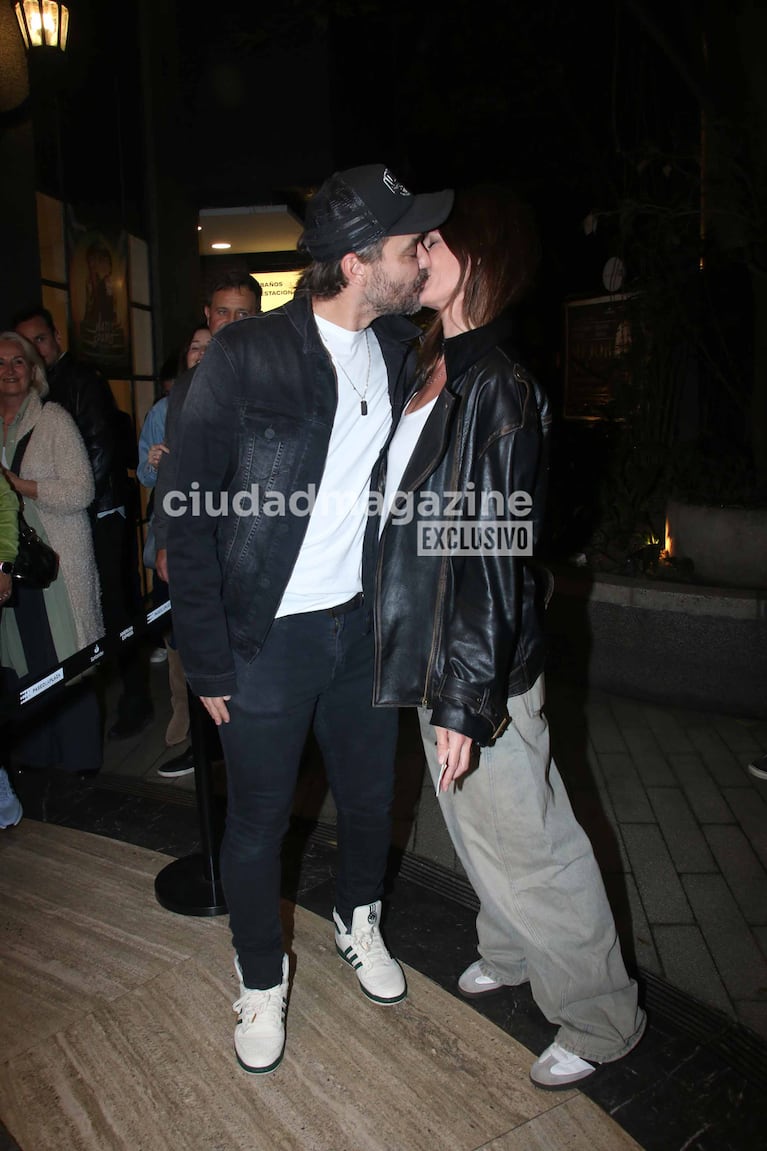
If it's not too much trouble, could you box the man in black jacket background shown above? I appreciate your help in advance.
[13,305,153,742]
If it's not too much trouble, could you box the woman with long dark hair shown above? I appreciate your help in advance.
[375,186,645,1089]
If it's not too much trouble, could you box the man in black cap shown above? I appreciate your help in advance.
[168,164,452,1074]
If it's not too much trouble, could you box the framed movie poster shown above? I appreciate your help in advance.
[563,293,631,420]
[67,210,131,377]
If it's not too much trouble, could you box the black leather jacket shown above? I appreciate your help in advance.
[167,294,418,698]
[46,352,131,515]
[373,311,552,745]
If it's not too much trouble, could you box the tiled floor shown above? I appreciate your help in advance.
[103,652,767,1044]
[1,822,646,1151]
[6,768,767,1151]
[5,646,767,1150]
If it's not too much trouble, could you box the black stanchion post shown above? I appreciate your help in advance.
[4,592,227,915]
[153,689,227,916]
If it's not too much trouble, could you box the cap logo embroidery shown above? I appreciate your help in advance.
[382,168,410,198]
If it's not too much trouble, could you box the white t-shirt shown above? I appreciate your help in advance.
[275,315,391,617]
[380,397,438,532]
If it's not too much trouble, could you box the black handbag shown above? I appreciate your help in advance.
[13,504,60,588]
[9,430,60,589]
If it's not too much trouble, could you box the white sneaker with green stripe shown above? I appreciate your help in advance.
[333,901,407,1004]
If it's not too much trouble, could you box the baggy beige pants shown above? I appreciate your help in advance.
[418,674,646,1062]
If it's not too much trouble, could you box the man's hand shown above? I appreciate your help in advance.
[434,726,475,791]
[147,442,169,470]
[155,547,168,583]
[200,695,231,725]
[0,571,12,605]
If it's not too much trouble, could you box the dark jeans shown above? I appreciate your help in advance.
[217,601,398,990]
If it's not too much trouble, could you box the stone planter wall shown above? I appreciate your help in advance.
[546,566,767,718]
[665,500,767,590]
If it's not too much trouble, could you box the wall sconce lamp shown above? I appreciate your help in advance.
[14,1,70,52]
[0,1,71,132]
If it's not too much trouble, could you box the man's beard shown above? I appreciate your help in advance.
[365,266,429,317]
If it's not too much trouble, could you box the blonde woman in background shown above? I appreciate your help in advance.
[0,331,103,776]
[0,470,22,827]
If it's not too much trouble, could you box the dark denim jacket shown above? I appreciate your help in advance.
[373,311,552,745]
[167,293,417,698]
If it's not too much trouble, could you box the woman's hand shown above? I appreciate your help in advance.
[155,547,168,583]
[0,571,12,604]
[147,443,169,470]
[434,726,475,791]
[200,695,232,725]
[2,470,37,500]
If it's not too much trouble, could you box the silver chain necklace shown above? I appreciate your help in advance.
[324,328,371,416]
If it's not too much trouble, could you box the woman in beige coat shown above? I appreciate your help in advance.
[0,330,103,774]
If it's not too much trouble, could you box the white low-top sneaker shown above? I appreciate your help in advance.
[333,901,407,1004]
[458,958,509,997]
[232,954,289,1074]
[530,1041,596,1089]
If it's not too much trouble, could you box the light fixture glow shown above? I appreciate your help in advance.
[14,2,70,52]
[211,242,231,250]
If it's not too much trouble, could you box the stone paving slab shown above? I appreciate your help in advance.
[584,704,628,754]
[754,925,767,962]
[647,788,718,873]
[722,786,767,870]
[621,728,677,787]
[737,998,767,1037]
[668,753,737,823]
[652,925,733,1016]
[640,708,696,753]
[703,824,767,926]
[621,825,694,924]
[681,874,767,1003]
[596,754,655,822]
[686,727,751,788]
[712,715,764,756]
[619,873,661,976]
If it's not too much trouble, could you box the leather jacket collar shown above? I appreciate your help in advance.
[443,310,516,382]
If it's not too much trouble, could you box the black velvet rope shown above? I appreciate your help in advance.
[0,598,171,724]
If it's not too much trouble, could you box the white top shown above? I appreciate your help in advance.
[380,397,438,532]
[275,314,391,617]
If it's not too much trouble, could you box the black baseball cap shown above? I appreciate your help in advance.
[300,164,454,262]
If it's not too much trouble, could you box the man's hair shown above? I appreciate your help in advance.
[204,272,262,309]
[293,236,386,301]
[10,304,57,333]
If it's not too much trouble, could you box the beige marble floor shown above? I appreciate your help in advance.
[0,823,643,1151]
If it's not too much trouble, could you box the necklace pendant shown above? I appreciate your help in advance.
[360,399,368,416]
